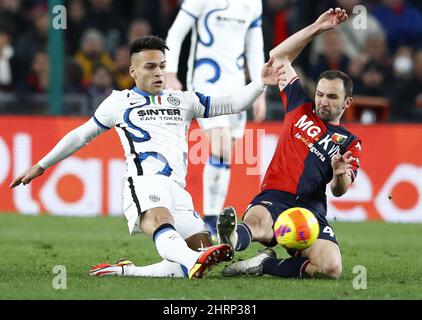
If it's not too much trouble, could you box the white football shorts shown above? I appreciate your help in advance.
[123,175,207,239]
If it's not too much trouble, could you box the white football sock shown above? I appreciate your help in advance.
[124,259,186,278]
[203,162,231,216]
[154,227,200,270]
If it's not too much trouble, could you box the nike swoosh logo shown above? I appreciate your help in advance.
[130,102,141,105]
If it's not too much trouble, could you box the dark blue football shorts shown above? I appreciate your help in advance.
[245,189,338,255]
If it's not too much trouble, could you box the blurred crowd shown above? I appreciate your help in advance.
[0,0,422,122]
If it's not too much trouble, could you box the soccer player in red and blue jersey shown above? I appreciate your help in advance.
[218,8,362,279]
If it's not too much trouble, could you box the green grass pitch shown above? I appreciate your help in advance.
[0,213,421,300]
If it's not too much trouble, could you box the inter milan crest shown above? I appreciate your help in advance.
[149,194,160,202]
[167,96,181,106]
[331,133,348,145]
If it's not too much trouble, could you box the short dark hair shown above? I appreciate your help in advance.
[318,70,353,98]
[130,35,169,55]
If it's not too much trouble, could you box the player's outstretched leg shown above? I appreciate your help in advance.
[221,248,276,277]
[90,259,188,277]
[188,243,232,279]
[90,244,232,279]
[203,158,231,239]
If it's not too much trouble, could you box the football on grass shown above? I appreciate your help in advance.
[273,207,319,250]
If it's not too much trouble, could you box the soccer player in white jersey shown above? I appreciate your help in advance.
[10,36,281,279]
[165,0,266,237]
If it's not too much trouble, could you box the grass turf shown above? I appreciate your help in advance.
[0,214,421,300]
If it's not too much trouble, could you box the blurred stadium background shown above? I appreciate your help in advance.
[1,0,422,301]
[0,0,421,223]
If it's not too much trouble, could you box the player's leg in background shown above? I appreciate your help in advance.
[203,126,233,238]
[202,112,247,239]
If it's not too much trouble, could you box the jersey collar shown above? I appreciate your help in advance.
[132,87,163,97]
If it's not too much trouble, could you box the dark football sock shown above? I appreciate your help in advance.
[262,256,310,278]
[235,223,252,251]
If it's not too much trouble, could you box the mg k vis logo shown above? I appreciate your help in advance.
[294,115,346,162]
[294,114,322,139]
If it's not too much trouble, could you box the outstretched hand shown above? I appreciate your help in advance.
[331,150,354,178]
[314,7,348,32]
[261,56,284,86]
[9,164,45,188]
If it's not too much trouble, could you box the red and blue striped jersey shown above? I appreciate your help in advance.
[261,78,362,211]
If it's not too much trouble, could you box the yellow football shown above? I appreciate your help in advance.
[273,207,319,250]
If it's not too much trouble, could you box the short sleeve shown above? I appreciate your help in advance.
[280,77,313,114]
[93,91,119,129]
[180,0,206,19]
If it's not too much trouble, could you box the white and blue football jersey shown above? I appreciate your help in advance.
[94,87,210,188]
[167,0,264,95]
[37,81,265,189]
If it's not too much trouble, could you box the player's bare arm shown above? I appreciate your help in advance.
[270,8,348,64]
[270,8,348,91]
[330,150,354,197]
